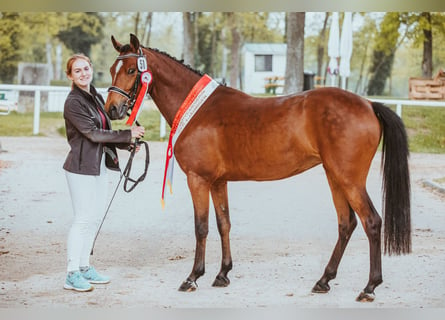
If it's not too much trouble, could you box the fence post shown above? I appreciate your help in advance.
[160,114,166,140]
[396,103,402,117]
[33,90,41,135]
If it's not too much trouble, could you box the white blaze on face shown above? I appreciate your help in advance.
[114,60,123,76]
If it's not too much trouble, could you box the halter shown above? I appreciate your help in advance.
[108,48,152,125]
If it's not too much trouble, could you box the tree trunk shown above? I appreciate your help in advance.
[355,34,370,94]
[227,12,242,89]
[142,12,153,47]
[421,12,433,78]
[182,12,196,67]
[134,12,140,36]
[317,13,329,78]
[284,12,305,94]
[367,12,400,96]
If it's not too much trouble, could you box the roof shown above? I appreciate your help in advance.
[242,43,287,55]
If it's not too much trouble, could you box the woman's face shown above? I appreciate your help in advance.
[68,58,93,91]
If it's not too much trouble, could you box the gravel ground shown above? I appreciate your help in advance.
[0,136,444,309]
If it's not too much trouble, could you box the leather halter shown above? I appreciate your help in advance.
[107,48,150,111]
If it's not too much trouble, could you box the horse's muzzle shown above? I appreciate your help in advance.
[108,105,127,120]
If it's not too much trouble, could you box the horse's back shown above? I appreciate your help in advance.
[175,86,381,182]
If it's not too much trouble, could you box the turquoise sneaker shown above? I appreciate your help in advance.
[64,271,94,292]
[81,266,110,284]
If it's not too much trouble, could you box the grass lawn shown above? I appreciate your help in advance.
[0,109,169,141]
[0,105,444,154]
[401,106,445,153]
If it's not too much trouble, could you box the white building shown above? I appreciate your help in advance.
[242,43,287,94]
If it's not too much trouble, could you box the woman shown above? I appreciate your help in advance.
[63,53,145,292]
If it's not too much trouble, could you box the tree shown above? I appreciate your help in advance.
[57,12,104,57]
[226,12,242,89]
[197,12,224,76]
[420,12,433,78]
[316,13,329,79]
[367,12,401,96]
[284,12,305,94]
[0,12,25,83]
[402,12,445,78]
[182,12,198,67]
[191,12,284,85]
[353,13,378,94]
[133,12,153,47]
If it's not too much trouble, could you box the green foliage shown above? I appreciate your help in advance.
[367,13,401,95]
[197,13,221,75]
[0,12,106,83]
[367,50,396,95]
[19,12,63,63]
[1,12,444,96]
[196,12,284,77]
[57,12,105,57]
[0,12,25,83]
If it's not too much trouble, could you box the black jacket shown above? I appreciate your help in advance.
[63,84,131,175]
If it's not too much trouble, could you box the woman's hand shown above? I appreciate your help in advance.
[131,126,145,139]
[128,144,141,153]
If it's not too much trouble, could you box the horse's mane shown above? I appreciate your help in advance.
[118,43,226,85]
[147,47,205,77]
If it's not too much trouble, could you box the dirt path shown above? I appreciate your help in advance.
[0,136,444,308]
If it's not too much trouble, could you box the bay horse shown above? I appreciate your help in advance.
[104,34,411,302]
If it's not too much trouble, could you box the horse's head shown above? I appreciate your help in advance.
[104,34,151,120]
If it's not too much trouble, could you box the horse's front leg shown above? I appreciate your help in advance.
[210,180,232,287]
[178,173,210,292]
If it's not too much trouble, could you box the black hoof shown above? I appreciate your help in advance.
[356,291,376,302]
[312,281,330,293]
[212,275,230,287]
[178,279,198,292]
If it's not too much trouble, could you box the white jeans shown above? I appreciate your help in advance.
[65,157,108,272]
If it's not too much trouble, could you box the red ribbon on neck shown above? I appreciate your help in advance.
[161,75,213,208]
[126,71,152,126]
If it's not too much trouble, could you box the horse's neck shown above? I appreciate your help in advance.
[146,49,201,127]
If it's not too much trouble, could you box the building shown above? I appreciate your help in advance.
[242,43,287,95]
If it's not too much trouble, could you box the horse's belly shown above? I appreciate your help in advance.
[223,153,321,181]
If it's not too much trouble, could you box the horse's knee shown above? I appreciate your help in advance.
[364,214,382,239]
[195,222,209,239]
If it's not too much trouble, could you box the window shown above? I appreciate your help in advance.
[254,55,272,72]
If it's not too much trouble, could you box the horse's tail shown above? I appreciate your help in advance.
[371,101,411,255]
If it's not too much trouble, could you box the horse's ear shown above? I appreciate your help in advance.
[111,35,122,52]
[130,33,140,51]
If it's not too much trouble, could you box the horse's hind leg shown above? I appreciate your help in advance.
[348,190,382,302]
[312,175,357,293]
[210,180,233,287]
[178,173,211,292]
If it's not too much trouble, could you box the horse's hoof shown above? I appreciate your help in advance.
[312,281,330,293]
[356,291,375,302]
[212,275,230,287]
[178,279,198,292]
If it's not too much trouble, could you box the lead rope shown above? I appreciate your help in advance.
[91,120,150,255]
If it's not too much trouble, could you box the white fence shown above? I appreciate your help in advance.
[0,84,108,135]
[370,98,445,117]
[1,84,445,136]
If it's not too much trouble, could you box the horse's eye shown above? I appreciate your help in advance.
[128,68,136,75]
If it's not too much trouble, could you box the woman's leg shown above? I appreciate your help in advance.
[65,171,97,273]
[80,157,109,267]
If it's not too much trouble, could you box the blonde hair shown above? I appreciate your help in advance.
[65,53,92,77]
